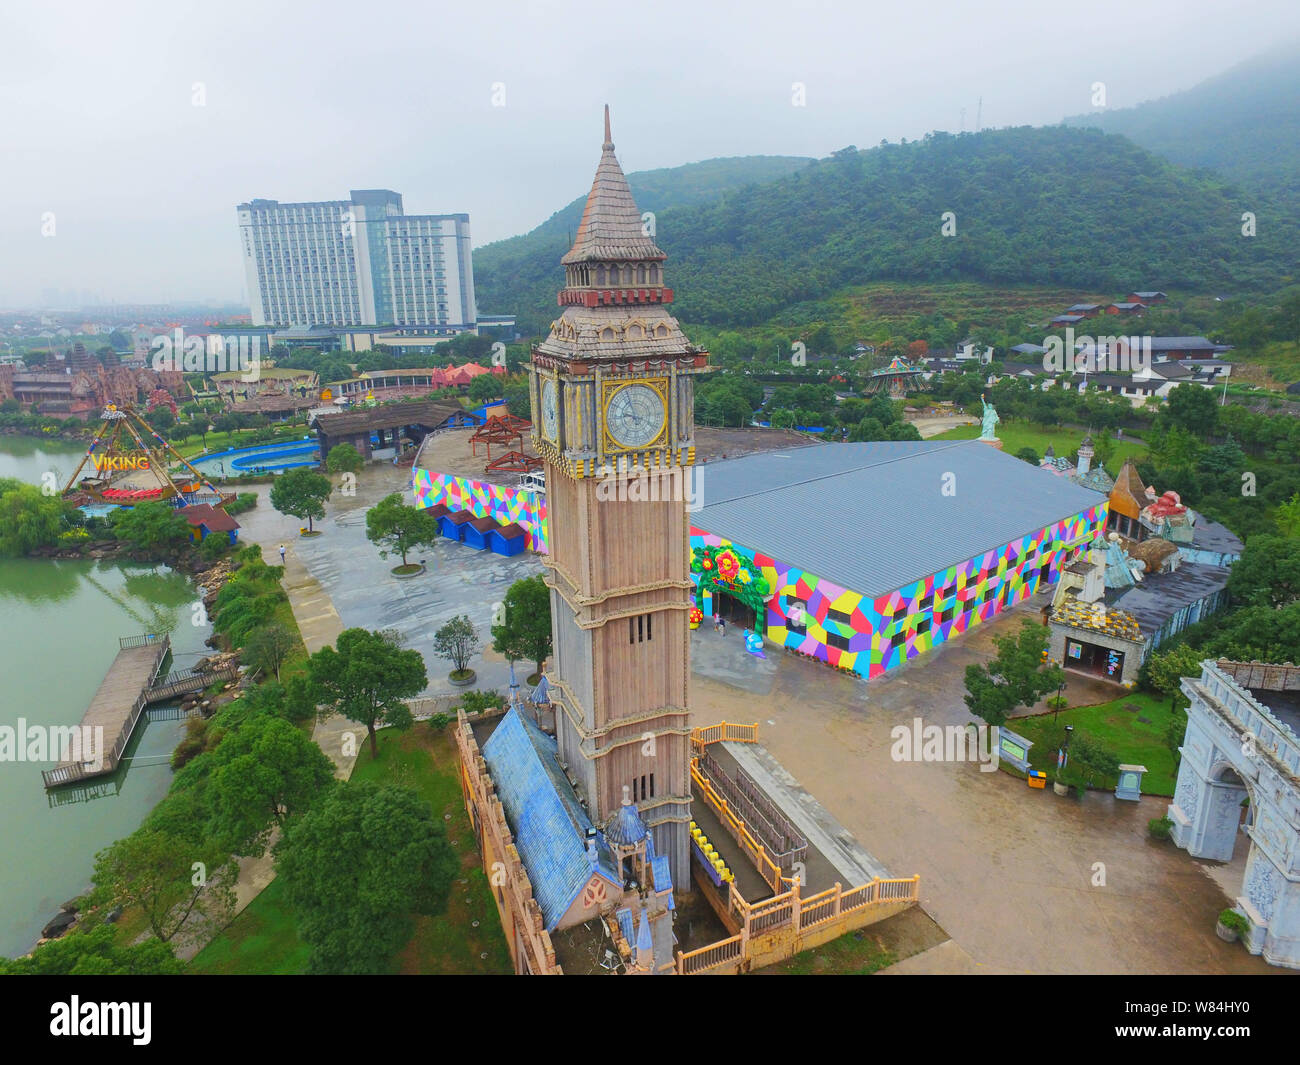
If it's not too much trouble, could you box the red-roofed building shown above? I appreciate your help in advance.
[178,503,240,545]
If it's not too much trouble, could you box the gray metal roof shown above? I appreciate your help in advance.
[693,441,1105,599]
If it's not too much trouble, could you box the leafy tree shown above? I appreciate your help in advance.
[963,619,1064,728]
[365,492,440,567]
[1228,535,1300,608]
[304,628,426,758]
[208,712,335,856]
[0,925,182,975]
[1198,602,1300,663]
[243,621,297,681]
[502,379,531,420]
[274,781,457,974]
[198,530,232,561]
[1061,730,1120,789]
[468,373,505,402]
[0,483,69,556]
[1015,446,1040,465]
[1276,492,1300,538]
[270,467,332,533]
[1146,644,1205,712]
[111,501,191,551]
[434,614,480,677]
[1162,384,1218,439]
[325,441,363,474]
[91,828,236,945]
[491,575,552,679]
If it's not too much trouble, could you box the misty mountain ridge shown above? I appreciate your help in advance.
[474,122,1297,334]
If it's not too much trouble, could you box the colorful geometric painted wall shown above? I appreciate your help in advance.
[690,502,1107,679]
[412,468,548,553]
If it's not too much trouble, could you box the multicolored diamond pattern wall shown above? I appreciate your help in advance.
[412,469,549,553]
[690,502,1107,679]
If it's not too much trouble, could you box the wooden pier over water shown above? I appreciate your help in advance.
[41,635,242,788]
[41,634,185,789]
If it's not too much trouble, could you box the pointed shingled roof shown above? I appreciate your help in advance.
[562,106,666,265]
[1110,459,1148,520]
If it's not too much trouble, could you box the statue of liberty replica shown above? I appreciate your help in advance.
[979,393,1003,449]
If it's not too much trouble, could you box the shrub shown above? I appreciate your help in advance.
[458,689,501,715]
[427,713,452,731]
[1218,909,1250,936]
[171,717,210,769]
[225,493,259,515]
[1147,816,1173,840]
[199,533,232,561]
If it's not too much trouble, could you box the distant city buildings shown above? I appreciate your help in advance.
[236,190,477,333]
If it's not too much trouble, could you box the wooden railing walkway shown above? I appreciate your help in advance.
[679,721,920,975]
[677,874,922,974]
[145,663,239,704]
[699,749,808,870]
[42,634,170,789]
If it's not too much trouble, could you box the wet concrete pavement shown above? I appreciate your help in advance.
[233,465,544,700]
[688,604,1281,974]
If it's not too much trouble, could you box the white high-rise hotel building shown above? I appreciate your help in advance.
[236,189,476,331]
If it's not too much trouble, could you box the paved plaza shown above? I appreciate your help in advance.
[240,462,1280,974]
[234,464,544,700]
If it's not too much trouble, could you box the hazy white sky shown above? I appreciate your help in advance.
[3,0,1297,307]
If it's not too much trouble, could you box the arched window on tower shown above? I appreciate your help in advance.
[637,264,647,284]
[649,264,659,284]
[596,265,606,286]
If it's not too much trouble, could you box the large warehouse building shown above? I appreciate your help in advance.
[688,440,1107,679]
[413,437,1110,682]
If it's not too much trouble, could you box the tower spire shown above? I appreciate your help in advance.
[603,103,612,149]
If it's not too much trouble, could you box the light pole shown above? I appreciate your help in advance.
[1054,675,1066,723]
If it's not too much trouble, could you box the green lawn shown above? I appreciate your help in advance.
[1009,691,1180,796]
[349,727,513,975]
[759,928,897,975]
[189,878,311,975]
[188,726,512,975]
[930,418,1148,469]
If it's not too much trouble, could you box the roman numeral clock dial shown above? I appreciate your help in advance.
[606,383,665,449]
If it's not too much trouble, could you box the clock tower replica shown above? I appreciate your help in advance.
[529,108,708,889]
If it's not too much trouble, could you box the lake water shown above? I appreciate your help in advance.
[0,437,211,957]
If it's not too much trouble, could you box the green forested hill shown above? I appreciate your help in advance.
[1062,43,1300,202]
[475,126,1297,335]
[473,155,812,332]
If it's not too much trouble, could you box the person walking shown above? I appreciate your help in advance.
[279,544,286,564]
[716,614,726,636]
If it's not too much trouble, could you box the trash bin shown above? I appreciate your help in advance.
[1028,771,1047,789]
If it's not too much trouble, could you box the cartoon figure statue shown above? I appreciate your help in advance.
[744,629,766,658]
[980,393,1000,440]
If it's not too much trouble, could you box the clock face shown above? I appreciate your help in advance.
[541,380,558,440]
[606,384,665,449]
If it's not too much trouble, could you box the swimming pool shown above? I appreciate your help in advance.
[188,440,321,474]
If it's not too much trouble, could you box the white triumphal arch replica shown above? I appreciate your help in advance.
[1168,660,1300,968]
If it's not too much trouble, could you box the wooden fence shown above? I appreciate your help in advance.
[677,874,922,975]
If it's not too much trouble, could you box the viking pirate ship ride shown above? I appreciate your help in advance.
[61,404,233,510]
